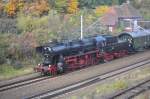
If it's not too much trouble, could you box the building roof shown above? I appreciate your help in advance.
[101,3,142,26]
[101,7,118,26]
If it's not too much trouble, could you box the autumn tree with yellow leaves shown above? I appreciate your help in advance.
[67,0,78,14]
[17,0,24,10]
[5,0,17,17]
[4,0,50,17]
[5,0,24,17]
[95,5,109,17]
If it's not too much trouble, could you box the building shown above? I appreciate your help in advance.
[101,3,142,32]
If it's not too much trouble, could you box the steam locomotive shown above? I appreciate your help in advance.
[34,30,150,75]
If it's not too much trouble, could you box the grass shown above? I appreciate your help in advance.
[0,64,34,80]
[69,80,128,99]
[95,80,127,94]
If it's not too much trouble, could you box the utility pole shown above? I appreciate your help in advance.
[81,15,83,39]
[127,0,130,4]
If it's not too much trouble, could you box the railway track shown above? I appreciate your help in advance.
[27,58,150,99]
[107,78,150,99]
[0,73,40,88]
[0,76,49,92]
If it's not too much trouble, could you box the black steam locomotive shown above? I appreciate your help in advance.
[34,30,150,75]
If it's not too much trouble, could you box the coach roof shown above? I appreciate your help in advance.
[119,30,150,38]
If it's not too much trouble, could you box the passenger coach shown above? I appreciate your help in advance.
[119,30,150,51]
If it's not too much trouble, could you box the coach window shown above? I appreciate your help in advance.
[123,36,127,41]
[146,36,148,41]
[138,37,141,45]
[145,36,147,42]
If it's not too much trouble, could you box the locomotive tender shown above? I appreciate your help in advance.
[34,30,150,75]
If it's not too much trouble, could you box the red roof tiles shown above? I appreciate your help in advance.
[101,3,142,26]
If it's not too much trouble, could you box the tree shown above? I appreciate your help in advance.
[0,0,4,16]
[22,0,50,16]
[35,0,50,15]
[78,0,126,8]
[112,0,127,5]
[78,0,97,8]
[55,0,67,13]
[118,0,126,5]
[5,0,17,17]
[0,0,3,11]
[95,5,109,16]
[112,0,119,5]
[4,0,25,17]
[48,0,55,8]
[67,0,78,14]
[78,0,112,9]
[17,0,24,11]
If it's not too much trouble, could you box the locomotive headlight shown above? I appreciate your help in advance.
[44,47,52,52]
[49,65,51,68]
[129,44,131,47]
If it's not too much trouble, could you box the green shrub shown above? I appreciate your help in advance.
[0,34,10,64]
[17,12,49,33]
[0,64,33,80]
[0,33,41,67]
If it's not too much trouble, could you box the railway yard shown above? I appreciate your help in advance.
[0,50,149,99]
